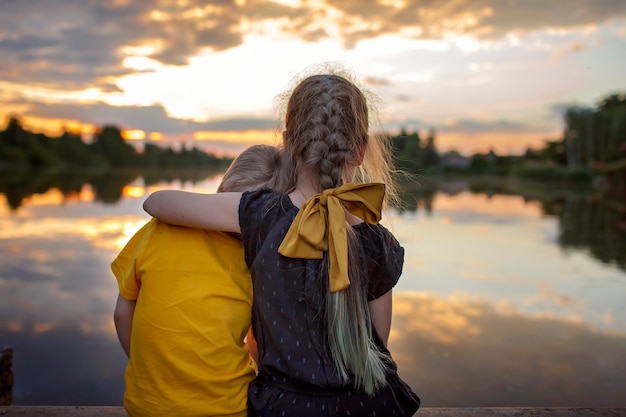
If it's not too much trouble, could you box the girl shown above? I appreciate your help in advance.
[144,70,420,417]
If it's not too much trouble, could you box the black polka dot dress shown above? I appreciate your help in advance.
[239,190,420,417]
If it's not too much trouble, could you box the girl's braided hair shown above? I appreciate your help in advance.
[275,67,398,394]
[285,73,368,190]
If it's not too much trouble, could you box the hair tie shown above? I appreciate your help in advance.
[278,183,385,292]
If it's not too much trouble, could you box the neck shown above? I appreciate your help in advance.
[289,166,321,208]
[288,166,363,226]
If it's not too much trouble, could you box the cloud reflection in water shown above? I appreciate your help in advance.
[0,192,150,404]
[1,179,625,406]
[391,191,626,334]
[390,292,626,407]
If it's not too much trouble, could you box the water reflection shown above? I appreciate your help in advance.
[0,171,625,406]
[398,178,626,271]
[558,196,626,270]
[0,168,224,210]
[0,199,133,404]
[391,293,626,407]
[0,327,126,405]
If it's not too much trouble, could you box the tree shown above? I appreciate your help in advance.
[559,92,626,169]
[89,125,139,168]
[421,129,440,167]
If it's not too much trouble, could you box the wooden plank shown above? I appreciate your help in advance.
[0,407,127,416]
[1,407,625,417]
[0,347,13,406]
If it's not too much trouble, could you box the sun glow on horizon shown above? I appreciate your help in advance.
[10,115,99,139]
[193,129,280,144]
[149,132,163,141]
[122,129,146,141]
[435,130,560,155]
[122,186,146,199]
[0,112,560,157]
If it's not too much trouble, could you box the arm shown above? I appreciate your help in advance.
[143,190,242,232]
[369,290,393,347]
[113,294,136,358]
[244,327,258,364]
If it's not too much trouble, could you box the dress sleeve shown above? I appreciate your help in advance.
[110,219,155,300]
[362,224,405,301]
[239,189,274,267]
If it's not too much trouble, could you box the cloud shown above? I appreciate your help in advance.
[429,116,560,154]
[2,0,625,91]
[394,94,415,103]
[331,0,626,47]
[363,76,393,86]
[437,118,541,134]
[21,100,276,135]
[0,1,248,89]
[551,40,589,59]
[0,1,145,88]
[549,101,595,119]
[567,41,587,52]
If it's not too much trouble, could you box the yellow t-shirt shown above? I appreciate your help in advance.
[111,218,256,417]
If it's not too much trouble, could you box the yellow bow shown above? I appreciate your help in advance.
[278,183,385,292]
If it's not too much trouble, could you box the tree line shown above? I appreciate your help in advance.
[390,91,626,182]
[2,90,625,179]
[0,118,231,171]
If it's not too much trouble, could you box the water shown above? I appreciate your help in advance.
[1,171,625,407]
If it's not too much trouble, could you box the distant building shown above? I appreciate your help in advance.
[440,150,470,169]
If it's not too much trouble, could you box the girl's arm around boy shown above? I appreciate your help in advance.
[143,190,242,232]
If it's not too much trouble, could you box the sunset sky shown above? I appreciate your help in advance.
[1,0,625,156]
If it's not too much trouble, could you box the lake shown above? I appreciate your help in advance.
[1,170,625,407]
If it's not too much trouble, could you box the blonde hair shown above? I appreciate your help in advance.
[274,66,398,394]
[217,144,282,193]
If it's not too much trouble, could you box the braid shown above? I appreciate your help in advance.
[281,71,390,395]
[284,74,367,191]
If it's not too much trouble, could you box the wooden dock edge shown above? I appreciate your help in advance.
[1,406,625,416]
[0,348,13,406]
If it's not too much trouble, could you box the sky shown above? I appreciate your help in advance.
[1,0,626,156]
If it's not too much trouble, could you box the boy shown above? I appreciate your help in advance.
[112,145,281,417]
